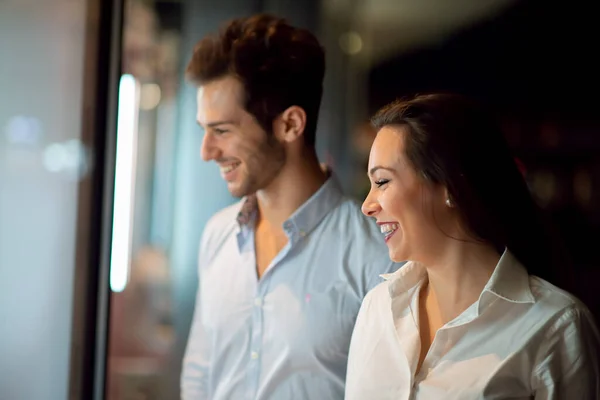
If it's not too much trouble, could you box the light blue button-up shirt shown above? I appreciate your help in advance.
[181,175,401,400]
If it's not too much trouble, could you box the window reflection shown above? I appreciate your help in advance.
[0,0,89,399]
[106,1,181,398]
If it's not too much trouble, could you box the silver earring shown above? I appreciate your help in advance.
[445,198,453,207]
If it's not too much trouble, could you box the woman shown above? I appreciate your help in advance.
[346,94,600,399]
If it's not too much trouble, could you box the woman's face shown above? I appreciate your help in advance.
[362,125,454,264]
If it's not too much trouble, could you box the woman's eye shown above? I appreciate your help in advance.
[375,179,389,187]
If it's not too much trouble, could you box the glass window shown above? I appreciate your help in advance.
[0,1,91,399]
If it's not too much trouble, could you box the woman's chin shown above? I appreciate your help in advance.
[388,247,407,263]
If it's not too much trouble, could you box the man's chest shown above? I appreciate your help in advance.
[254,221,288,279]
[200,245,362,359]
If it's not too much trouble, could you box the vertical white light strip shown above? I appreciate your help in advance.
[110,74,140,293]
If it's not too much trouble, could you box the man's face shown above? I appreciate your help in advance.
[197,76,285,198]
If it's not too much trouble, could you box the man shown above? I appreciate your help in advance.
[181,14,401,400]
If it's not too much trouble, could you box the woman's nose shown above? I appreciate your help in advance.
[361,194,381,218]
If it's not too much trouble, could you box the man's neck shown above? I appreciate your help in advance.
[255,150,327,230]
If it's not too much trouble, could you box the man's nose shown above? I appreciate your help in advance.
[200,132,219,161]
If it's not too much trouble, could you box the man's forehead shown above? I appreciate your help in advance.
[197,77,242,105]
[196,81,243,124]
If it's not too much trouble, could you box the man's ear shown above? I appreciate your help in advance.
[272,105,306,143]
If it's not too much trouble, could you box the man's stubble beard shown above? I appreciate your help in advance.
[233,135,286,198]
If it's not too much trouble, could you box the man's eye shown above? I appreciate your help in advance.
[214,128,228,135]
[375,179,389,187]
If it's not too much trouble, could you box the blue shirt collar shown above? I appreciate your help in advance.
[235,171,345,238]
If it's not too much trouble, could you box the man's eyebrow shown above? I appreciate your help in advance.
[196,120,237,128]
[368,165,395,176]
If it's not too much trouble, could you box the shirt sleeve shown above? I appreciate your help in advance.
[532,305,600,400]
[181,230,213,399]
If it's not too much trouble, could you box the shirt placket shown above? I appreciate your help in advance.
[245,275,271,400]
[244,226,295,400]
[414,305,478,387]
[414,329,448,386]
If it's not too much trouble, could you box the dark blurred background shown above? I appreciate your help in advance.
[1,0,598,399]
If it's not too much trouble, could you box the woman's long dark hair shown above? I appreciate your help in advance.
[372,93,571,286]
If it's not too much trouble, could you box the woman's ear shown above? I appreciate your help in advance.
[444,187,454,208]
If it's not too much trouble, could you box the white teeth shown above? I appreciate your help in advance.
[220,163,240,173]
[380,223,399,234]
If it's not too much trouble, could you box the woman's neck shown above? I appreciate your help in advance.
[423,243,500,324]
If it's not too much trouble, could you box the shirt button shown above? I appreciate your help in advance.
[254,298,262,306]
[251,351,259,360]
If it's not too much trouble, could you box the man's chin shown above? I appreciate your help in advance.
[227,182,250,199]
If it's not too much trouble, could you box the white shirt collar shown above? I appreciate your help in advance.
[379,249,535,309]
[481,250,535,304]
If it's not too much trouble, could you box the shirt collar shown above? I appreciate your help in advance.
[480,249,535,304]
[381,262,427,299]
[236,195,257,227]
[380,249,535,307]
[235,170,345,238]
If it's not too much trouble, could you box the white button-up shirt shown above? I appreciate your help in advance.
[346,250,600,399]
